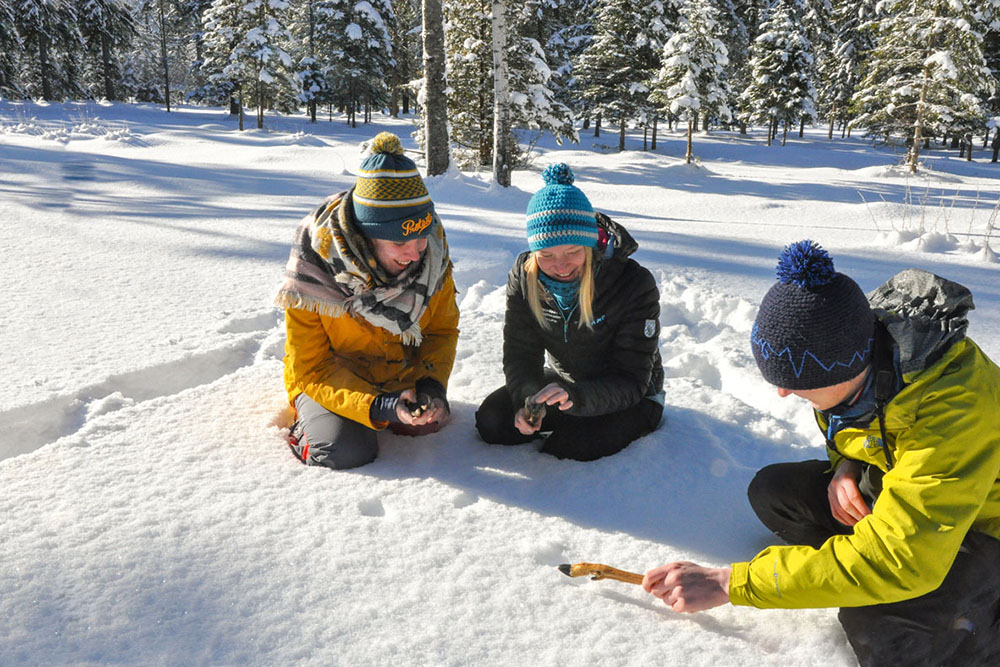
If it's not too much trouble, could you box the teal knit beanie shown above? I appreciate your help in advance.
[525,164,598,251]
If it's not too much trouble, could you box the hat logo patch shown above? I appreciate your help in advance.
[644,319,657,338]
[402,211,432,236]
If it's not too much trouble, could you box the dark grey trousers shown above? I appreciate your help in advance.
[288,393,378,470]
[748,460,1000,666]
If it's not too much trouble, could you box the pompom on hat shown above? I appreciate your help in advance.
[751,240,875,390]
[525,164,599,251]
[352,132,435,242]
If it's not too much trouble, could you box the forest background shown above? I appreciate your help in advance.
[3,0,1000,175]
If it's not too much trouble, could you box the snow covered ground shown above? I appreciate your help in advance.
[2,100,999,665]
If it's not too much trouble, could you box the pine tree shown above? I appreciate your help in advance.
[815,0,875,139]
[652,0,732,163]
[17,0,85,100]
[325,0,394,127]
[443,0,574,168]
[0,0,21,97]
[388,0,420,116]
[851,0,994,171]
[523,0,592,128]
[715,0,750,133]
[574,0,672,151]
[79,0,137,101]
[288,0,329,122]
[742,0,816,146]
[201,0,295,130]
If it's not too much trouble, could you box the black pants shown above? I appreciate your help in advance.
[748,460,1000,667]
[474,386,663,461]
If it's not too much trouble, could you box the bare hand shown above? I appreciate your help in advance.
[643,562,731,613]
[828,460,870,526]
[513,383,573,435]
[395,389,449,426]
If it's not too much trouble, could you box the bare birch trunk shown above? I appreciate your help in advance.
[491,0,511,187]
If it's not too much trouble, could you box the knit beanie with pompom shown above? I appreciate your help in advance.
[352,132,434,242]
[525,164,599,252]
[751,240,875,390]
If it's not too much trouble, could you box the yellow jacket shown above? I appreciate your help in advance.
[283,269,460,429]
[731,336,1000,609]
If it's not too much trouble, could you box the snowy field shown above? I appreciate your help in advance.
[2,100,999,666]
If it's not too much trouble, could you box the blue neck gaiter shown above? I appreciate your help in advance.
[538,272,580,315]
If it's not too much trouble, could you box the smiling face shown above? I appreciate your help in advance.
[371,237,428,276]
[534,244,588,282]
[776,367,870,411]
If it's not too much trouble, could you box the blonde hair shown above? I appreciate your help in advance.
[525,249,596,331]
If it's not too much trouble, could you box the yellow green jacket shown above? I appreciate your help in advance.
[283,270,460,429]
[731,270,1000,609]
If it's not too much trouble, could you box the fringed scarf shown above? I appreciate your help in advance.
[274,190,450,345]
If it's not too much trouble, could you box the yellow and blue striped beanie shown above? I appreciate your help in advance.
[526,164,598,251]
[352,132,434,241]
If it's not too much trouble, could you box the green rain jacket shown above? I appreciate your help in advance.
[730,269,1000,609]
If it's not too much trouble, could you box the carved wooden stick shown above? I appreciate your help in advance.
[557,562,644,585]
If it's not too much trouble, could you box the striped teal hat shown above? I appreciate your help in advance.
[526,164,598,251]
[352,132,434,241]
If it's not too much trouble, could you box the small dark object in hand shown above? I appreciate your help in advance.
[524,397,545,427]
[404,392,433,417]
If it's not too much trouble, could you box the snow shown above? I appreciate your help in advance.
[2,100,1000,665]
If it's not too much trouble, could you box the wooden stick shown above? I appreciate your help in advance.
[557,562,644,586]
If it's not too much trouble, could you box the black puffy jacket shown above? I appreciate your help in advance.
[503,214,664,417]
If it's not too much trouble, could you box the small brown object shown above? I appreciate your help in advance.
[524,397,545,427]
[404,392,432,418]
[557,562,644,586]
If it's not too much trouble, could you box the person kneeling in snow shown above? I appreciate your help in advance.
[643,240,1000,666]
[274,132,459,470]
[474,163,664,461]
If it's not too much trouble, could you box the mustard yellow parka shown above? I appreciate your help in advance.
[283,270,459,429]
[730,270,1000,609]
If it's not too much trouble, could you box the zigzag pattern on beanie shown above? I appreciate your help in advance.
[352,132,434,241]
[751,240,875,390]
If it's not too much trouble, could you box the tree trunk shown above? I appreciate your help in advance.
[238,87,244,131]
[798,117,804,138]
[643,125,647,151]
[909,76,929,173]
[685,119,693,164]
[766,116,772,146]
[782,117,789,146]
[422,0,449,176]
[582,115,590,130]
[618,113,626,152]
[491,0,512,187]
[827,111,834,140]
[651,115,657,150]
[158,0,171,112]
[594,113,601,138]
[991,129,1000,163]
[37,31,52,101]
[257,75,264,129]
[309,101,316,123]
[965,134,972,162]
[100,33,115,100]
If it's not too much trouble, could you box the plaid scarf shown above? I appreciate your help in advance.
[274,190,450,345]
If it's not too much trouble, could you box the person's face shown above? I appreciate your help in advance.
[775,367,870,411]
[371,237,428,276]
[534,244,588,282]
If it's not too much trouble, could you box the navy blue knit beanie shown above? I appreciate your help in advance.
[525,164,599,251]
[751,240,875,390]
